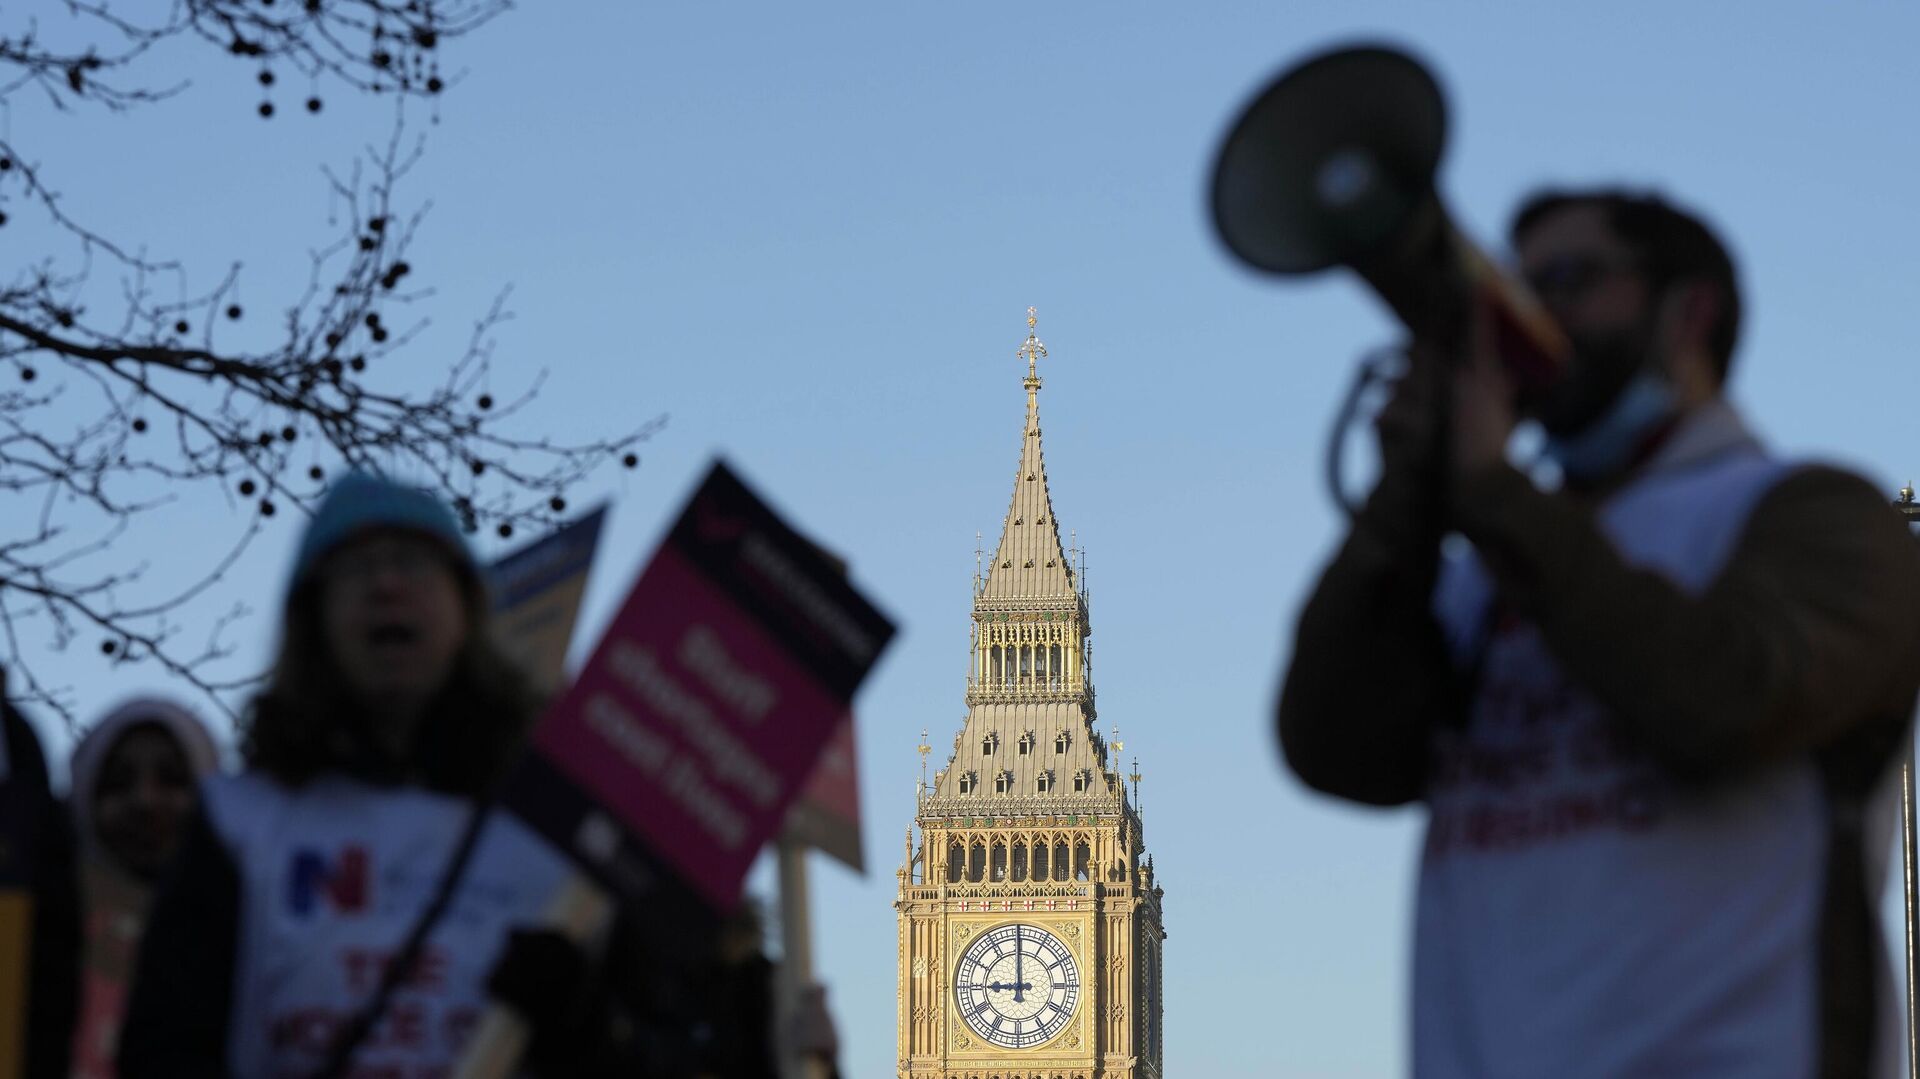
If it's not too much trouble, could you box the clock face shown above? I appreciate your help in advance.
[953,922,1080,1049]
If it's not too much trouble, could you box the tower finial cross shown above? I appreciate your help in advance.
[1019,305,1048,385]
[917,727,931,798]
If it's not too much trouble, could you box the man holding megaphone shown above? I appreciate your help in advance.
[1274,185,1920,1078]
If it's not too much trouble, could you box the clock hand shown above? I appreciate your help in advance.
[1014,926,1025,1003]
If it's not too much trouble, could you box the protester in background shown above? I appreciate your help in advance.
[1277,189,1920,1078]
[0,677,80,1079]
[118,472,831,1077]
[117,473,573,1078]
[486,893,842,1078]
[67,697,218,1079]
[700,898,834,1079]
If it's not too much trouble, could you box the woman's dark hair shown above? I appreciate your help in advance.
[241,563,536,797]
[1511,188,1742,384]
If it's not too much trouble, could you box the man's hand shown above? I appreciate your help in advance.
[1374,302,1520,490]
[1450,297,1520,479]
[1372,342,1445,485]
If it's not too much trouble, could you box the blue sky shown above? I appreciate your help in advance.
[10,2,1920,1075]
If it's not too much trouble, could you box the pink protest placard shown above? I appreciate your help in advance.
[783,714,864,873]
[503,461,894,912]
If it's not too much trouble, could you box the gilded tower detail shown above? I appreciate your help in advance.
[896,310,1166,1079]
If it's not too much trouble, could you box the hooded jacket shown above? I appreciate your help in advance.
[67,698,219,1079]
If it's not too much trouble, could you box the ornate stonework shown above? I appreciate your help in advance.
[895,311,1166,1079]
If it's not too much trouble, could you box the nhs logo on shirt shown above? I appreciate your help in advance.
[287,845,369,916]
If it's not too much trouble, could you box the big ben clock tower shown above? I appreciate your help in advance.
[896,310,1166,1079]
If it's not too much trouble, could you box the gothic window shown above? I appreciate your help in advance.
[947,842,964,883]
[1074,840,1092,882]
[1031,841,1049,881]
[1011,841,1028,882]
[990,842,1008,882]
[1037,770,1056,793]
[981,732,998,756]
[990,647,1002,684]
[1073,769,1091,792]
[1055,731,1070,754]
[1049,644,1063,686]
[968,841,985,883]
[1019,645,1032,682]
[994,770,1012,794]
[959,771,977,794]
[1018,731,1035,756]
[1053,840,1070,881]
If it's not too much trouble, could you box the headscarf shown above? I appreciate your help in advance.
[67,697,220,1079]
[68,697,220,859]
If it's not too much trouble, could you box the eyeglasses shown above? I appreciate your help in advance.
[324,537,452,585]
[1521,254,1642,305]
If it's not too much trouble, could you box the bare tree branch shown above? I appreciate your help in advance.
[0,1,664,730]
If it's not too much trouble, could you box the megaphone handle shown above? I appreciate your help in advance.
[1325,344,1453,527]
[1326,356,1383,520]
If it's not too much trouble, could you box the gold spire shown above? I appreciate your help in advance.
[925,307,1109,811]
[978,306,1074,602]
[1019,305,1048,389]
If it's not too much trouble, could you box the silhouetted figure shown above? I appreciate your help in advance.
[1278,190,1920,1078]
[0,682,79,1079]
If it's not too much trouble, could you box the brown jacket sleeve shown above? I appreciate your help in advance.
[1276,467,1467,806]
[1453,462,1920,780]
[1278,457,1920,803]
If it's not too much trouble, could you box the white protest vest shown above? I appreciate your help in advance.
[1418,442,1895,1079]
[203,773,571,1079]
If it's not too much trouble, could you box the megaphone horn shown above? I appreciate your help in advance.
[1210,44,1566,395]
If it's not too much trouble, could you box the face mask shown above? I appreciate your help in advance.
[1539,287,1685,482]
[1534,312,1657,437]
[1542,371,1677,483]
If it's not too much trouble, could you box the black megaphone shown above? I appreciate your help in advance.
[1210,44,1566,396]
